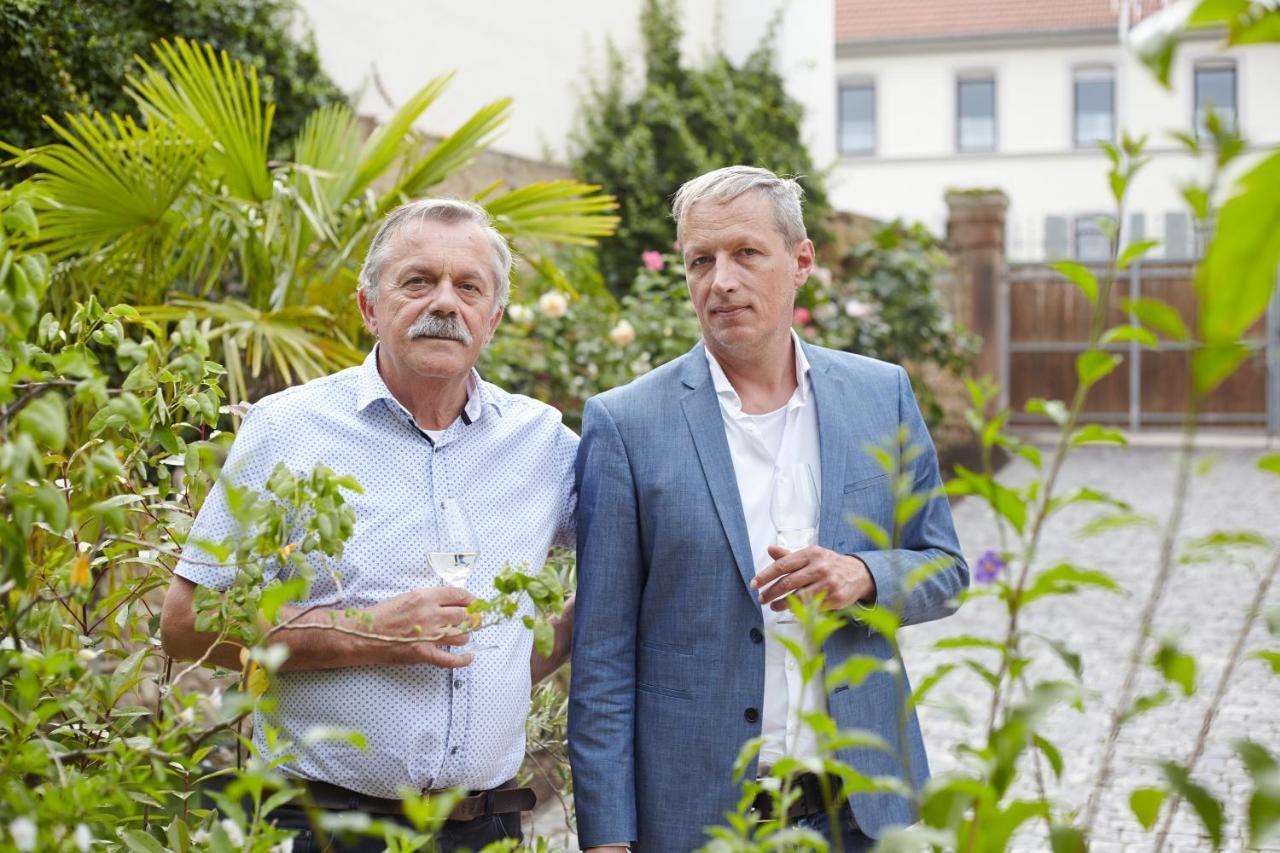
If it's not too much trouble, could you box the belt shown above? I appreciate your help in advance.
[751,772,845,821]
[301,778,537,822]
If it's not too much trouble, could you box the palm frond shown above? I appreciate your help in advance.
[350,74,454,200]
[136,299,364,403]
[127,39,274,203]
[482,180,619,245]
[291,102,363,214]
[376,98,513,215]
[27,112,201,260]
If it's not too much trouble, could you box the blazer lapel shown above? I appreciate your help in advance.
[807,345,852,551]
[679,346,759,594]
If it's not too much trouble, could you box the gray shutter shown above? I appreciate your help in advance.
[1128,212,1145,243]
[1044,215,1069,260]
[1164,211,1189,259]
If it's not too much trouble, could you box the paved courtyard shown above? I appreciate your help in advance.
[529,438,1280,851]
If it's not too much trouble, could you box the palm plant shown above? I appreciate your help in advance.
[4,38,619,402]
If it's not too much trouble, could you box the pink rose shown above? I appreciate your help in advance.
[793,307,811,326]
[642,250,665,272]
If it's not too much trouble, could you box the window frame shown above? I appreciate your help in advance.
[1073,213,1115,262]
[837,79,877,156]
[956,73,997,153]
[1072,66,1115,149]
[1193,59,1238,139]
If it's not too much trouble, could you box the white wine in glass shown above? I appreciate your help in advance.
[768,463,820,623]
[428,498,494,651]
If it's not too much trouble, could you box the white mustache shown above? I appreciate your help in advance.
[407,311,473,345]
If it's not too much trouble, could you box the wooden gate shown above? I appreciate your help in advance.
[1001,260,1279,432]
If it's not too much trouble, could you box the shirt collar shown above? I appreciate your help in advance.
[355,344,491,425]
[703,330,812,415]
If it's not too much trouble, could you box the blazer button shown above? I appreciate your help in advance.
[749,628,763,644]
[744,707,760,724]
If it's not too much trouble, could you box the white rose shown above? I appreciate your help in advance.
[609,319,636,347]
[538,291,569,319]
[844,298,875,319]
[506,303,534,324]
[76,648,100,663]
[190,828,211,844]
[72,824,92,853]
[220,819,245,847]
[270,840,294,853]
[10,817,36,852]
[177,707,196,725]
[813,302,838,322]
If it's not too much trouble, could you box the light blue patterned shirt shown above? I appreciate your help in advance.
[176,347,577,797]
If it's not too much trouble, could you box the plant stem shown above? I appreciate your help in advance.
[1152,546,1280,850]
[1081,400,1199,833]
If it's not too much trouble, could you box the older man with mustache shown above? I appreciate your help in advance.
[160,199,577,852]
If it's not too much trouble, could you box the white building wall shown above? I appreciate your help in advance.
[831,38,1280,258]
[295,0,835,167]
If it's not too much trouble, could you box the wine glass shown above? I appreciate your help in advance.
[427,498,493,651]
[768,463,820,624]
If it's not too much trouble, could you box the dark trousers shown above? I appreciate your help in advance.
[261,803,521,853]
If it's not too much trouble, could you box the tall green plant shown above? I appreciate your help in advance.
[4,39,619,403]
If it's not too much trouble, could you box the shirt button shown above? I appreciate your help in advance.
[744,707,760,724]
[450,746,459,755]
[749,628,763,644]
[454,679,464,688]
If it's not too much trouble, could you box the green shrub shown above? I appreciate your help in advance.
[0,0,342,155]
[570,0,830,295]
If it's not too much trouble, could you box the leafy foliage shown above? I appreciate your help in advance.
[570,0,830,294]
[0,0,343,154]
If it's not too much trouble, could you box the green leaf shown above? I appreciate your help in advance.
[119,830,167,853]
[533,618,554,657]
[1032,733,1064,778]
[1049,823,1086,853]
[1192,343,1252,396]
[1130,787,1167,830]
[1117,239,1160,269]
[1071,424,1128,447]
[1052,260,1098,304]
[851,516,890,549]
[1022,563,1122,606]
[825,655,883,691]
[1154,641,1197,696]
[1161,762,1224,849]
[1076,349,1122,389]
[1124,297,1190,341]
[15,392,68,451]
[1100,324,1158,347]
[1258,455,1280,477]
[1026,397,1070,426]
[1197,150,1280,345]
[852,605,900,640]
[952,465,1027,535]
[1233,740,1280,846]
[933,635,1004,652]
[1254,651,1280,674]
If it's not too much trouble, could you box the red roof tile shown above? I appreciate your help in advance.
[836,0,1168,44]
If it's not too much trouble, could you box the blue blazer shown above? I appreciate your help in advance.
[569,342,968,852]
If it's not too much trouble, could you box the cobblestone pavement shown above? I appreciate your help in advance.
[903,442,1280,852]
[528,442,1280,851]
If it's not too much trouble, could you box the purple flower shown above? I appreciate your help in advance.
[974,550,1006,584]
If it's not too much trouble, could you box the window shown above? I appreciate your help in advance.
[1195,62,1237,137]
[957,76,996,151]
[1074,215,1113,262]
[1074,68,1114,147]
[839,82,875,155]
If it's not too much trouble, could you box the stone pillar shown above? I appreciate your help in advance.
[945,190,1008,390]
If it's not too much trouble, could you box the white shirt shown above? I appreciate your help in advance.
[704,333,830,770]
[175,347,577,797]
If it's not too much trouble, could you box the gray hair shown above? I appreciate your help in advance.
[671,165,807,248]
[358,198,512,314]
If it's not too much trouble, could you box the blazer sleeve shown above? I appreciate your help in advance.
[568,396,644,847]
[852,366,970,626]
